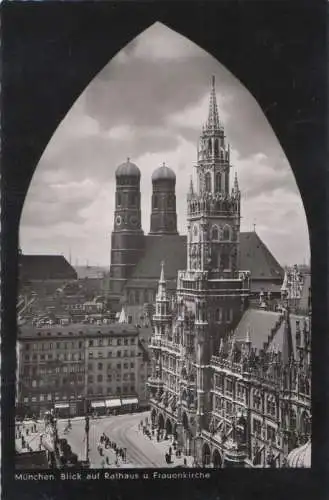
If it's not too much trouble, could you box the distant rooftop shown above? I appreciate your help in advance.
[18,322,139,339]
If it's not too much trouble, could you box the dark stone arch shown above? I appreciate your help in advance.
[182,412,189,430]
[165,418,173,436]
[202,442,211,467]
[3,4,325,485]
[157,413,165,430]
[212,448,223,468]
[151,408,157,425]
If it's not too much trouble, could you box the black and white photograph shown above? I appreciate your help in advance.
[14,21,312,471]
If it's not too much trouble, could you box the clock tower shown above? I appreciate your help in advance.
[108,159,144,306]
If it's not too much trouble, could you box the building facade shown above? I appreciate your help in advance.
[17,323,150,418]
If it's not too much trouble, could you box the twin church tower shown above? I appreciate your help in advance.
[108,76,242,308]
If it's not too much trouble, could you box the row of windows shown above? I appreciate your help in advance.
[23,394,82,403]
[24,365,84,376]
[88,373,135,383]
[88,362,135,371]
[25,341,84,351]
[87,385,136,395]
[24,352,84,362]
[252,419,276,442]
[88,350,136,359]
[28,375,84,388]
[88,337,135,347]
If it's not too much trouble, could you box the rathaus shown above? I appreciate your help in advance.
[148,75,249,456]
[147,77,311,468]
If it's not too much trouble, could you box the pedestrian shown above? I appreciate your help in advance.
[106,456,109,465]
[183,458,187,466]
[101,458,105,468]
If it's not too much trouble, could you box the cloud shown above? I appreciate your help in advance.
[19,22,309,267]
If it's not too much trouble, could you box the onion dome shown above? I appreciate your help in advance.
[286,440,311,468]
[115,158,140,178]
[152,163,176,182]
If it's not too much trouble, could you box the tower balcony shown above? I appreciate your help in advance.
[149,336,181,354]
[187,193,240,217]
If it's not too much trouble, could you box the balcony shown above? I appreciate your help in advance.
[149,337,181,354]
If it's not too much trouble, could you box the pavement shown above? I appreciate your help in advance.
[57,413,194,468]
[15,421,44,453]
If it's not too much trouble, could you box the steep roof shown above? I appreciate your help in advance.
[234,309,282,352]
[130,235,187,280]
[125,232,283,287]
[20,255,77,281]
[234,307,306,357]
[239,232,283,280]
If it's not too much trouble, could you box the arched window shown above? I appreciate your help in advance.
[290,409,297,430]
[117,192,122,206]
[221,253,229,270]
[215,173,221,192]
[211,225,219,241]
[193,224,198,240]
[216,308,222,322]
[153,195,158,209]
[205,172,212,192]
[223,225,230,240]
[214,139,219,157]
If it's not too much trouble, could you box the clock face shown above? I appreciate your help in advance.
[130,215,138,227]
[116,215,122,226]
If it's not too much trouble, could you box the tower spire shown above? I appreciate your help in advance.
[282,307,294,365]
[233,171,239,194]
[206,75,221,131]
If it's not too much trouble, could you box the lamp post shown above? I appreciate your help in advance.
[85,415,90,464]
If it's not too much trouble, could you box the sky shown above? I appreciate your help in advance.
[19,22,310,268]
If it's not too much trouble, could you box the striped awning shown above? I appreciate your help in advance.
[105,399,121,408]
[91,401,105,408]
[121,397,138,405]
[54,403,69,409]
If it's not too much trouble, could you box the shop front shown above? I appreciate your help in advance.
[54,403,70,419]
[105,398,121,416]
[121,397,139,414]
[91,400,106,416]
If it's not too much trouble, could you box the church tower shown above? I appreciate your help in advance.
[187,75,241,277]
[108,159,144,307]
[176,76,249,432]
[149,163,178,235]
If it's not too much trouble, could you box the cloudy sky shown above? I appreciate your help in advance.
[19,22,310,268]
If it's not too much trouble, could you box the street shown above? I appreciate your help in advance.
[57,412,193,468]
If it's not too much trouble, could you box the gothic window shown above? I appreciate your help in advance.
[117,193,122,206]
[193,224,198,240]
[167,195,174,209]
[253,391,261,410]
[215,173,221,192]
[267,397,276,416]
[215,308,222,322]
[214,139,219,157]
[153,195,158,209]
[223,225,230,240]
[211,225,219,241]
[289,409,297,430]
[267,425,276,442]
[221,253,229,270]
[253,419,261,435]
[205,172,212,192]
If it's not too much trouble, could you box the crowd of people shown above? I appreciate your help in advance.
[97,432,127,467]
[138,417,188,467]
